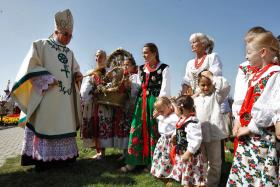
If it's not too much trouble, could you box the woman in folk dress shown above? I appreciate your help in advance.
[121,43,171,172]
[182,33,222,95]
[80,50,110,159]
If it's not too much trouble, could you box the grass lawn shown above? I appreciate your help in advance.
[0,134,233,187]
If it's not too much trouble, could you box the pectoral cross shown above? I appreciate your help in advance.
[61,64,70,78]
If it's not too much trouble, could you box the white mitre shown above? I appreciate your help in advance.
[54,9,73,32]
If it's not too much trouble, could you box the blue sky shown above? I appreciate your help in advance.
[1,0,280,97]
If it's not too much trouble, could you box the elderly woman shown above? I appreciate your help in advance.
[182,33,222,95]
[182,33,230,187]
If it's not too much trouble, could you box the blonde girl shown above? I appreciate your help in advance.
[150,97,178,181]
[227,32,280,186]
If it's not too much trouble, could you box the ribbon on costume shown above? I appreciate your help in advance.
[141,73,150,159]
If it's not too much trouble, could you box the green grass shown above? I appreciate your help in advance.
[0,135,233,187]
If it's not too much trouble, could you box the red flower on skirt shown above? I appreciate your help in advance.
[249,163,256,169]
[150,139,156,146]
[229,179,235,185]
[166,168,170,174]
[128,147,134,154]
[245,173,252,180]
[232,167,238,174]
[132,137,138,145]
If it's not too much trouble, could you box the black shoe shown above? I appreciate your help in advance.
[35,163,50,172]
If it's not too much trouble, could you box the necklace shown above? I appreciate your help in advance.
[250,63,274,83]
[176,113,195,129]
[145,61,159,72]
[248,65,260,74]
[194,53,207,69]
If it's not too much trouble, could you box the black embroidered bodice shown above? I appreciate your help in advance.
[139,63,168,97]
[176,120,198,155]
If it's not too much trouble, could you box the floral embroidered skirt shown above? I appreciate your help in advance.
[227,130,278,186]
[169,152,206,186]
[125,95,159,166]
[151,135,173,178]
[81,103,130,149]
[21,127,78,165]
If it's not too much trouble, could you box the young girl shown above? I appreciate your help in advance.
[118,56,139,160]
[232,27,269,118]
[227,32,280,186]
[150,97,178,180]
[231,26,269,153]
[193,70,230,187]
[123,56,140,122]
[170,95,206,187]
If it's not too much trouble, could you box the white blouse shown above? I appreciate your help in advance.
[183,52,222,92]
[80,74,94,104]
[157,113,179,136]
[245,66,280,134]
[185,116,203,154]
[232,61,250,120]
[194,76,231,141]
[129,73,141,101]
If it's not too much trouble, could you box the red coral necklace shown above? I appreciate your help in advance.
[145,61,159,72]
[250,63,274,83]
[194,53,207,69]
[176,112,195,129]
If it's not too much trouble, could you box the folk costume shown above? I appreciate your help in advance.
[11,9,81,166]
[125,63,171,166]
[150,113,178,178]
[123,72,141,137]
[169,115,206,186]
[227,64,280,187]
[231,61,256,153]
[80,67,107,149]
[183,52,222,93]
[80,67,130,150]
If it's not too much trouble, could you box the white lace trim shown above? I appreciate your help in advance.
[30,75,56,95]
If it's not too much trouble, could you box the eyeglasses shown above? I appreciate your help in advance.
[58,31,73,38]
